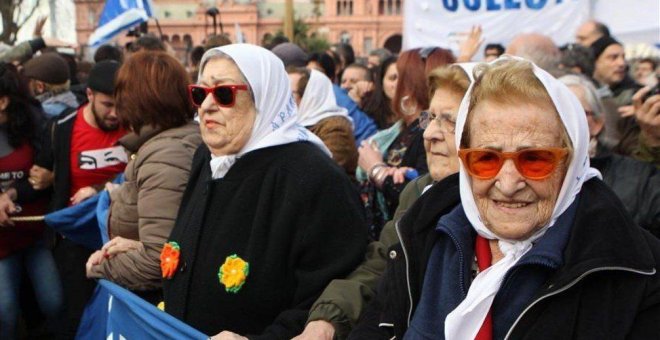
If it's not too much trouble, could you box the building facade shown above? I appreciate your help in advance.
[74,0,403,58]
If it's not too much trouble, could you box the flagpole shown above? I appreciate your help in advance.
[154,18,163,39]
[284,0,294,41]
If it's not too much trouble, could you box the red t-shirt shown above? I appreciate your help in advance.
[0,142,47,258]
[69,105,127,201]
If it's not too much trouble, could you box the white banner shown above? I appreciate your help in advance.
[593,0,659,46]
[403,0,590,54]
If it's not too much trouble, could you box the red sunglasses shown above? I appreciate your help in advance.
[188,84,248,108]
[458,147,568,180]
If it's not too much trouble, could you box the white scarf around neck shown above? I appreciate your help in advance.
[445,56,601,339]
[198,44,331,179]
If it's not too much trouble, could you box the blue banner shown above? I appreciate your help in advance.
[77,280,207,340]
[44,175,124,250]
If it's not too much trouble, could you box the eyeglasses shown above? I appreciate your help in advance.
[419,110,456,133]
[188,84,248,108]
[458,147,568,180]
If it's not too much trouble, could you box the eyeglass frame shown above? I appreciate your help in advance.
[188,84,249,108]
[419,110,457,133]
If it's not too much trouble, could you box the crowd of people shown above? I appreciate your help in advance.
[0,17,658,340]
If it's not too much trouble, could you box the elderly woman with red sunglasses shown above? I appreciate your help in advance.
[162,44,367,340]
[352,57,660,339]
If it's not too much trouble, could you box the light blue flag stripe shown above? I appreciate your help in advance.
[88,0,154,47]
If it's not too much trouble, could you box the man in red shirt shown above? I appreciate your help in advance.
[29,60,127,338]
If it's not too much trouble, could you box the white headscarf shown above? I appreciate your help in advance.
[198,44,331,179]
[445,56,601,339]
[297,69,351,127]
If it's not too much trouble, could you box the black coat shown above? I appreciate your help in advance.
[164,142,368,339]
[591,148,660,238]
[350,177,660,339]
[35,107,78,211]
[349,173,461,339]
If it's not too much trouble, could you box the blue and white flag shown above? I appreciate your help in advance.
[88,0,154,47]
[77,280,207,340]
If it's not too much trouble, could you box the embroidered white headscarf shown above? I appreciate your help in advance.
[297,69,351,127]
[445,56,601,339]
[198,44,331,179]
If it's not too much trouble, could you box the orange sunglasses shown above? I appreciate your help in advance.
[458,147,568,180]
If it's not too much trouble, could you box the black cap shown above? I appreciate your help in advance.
[590,36,621,60]
[87,60,120,95]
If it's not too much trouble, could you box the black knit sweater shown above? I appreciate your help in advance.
[164,142,368,339]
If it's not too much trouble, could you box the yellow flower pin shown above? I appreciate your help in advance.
[218,254,249,293]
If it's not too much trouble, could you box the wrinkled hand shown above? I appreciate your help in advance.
[391,166,414,184]
[43,37,77,49]
[292,320,335,340]
[29,165,53,190]
[86,250,105,278]
[358,140,384,172]
[457,25,484,62]
[348,80,374,106]
[0,193,17,227]
[102,236,143,258]
[33,16,48,38]
[210,331,248,340]
[70,186,97,205]
[632,87,660,147]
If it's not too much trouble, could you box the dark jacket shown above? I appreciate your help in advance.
[307,174,434,339]
[610,76,643,157]
[349,173,461,339]
[164,142,368,339]
[35,107,78,211]
[351,178,660,339]
[592,147,660,237]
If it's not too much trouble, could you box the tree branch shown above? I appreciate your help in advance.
[17,0,41,29]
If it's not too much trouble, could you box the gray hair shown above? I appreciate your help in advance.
[559,74,605,119]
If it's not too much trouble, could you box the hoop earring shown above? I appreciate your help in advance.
[400,95,418,116]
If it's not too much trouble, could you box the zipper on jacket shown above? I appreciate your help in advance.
[504,266,656,339]
[394,220,415,327]
[444,231,467,296]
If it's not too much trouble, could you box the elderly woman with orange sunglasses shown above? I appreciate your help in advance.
[351,58,660,339]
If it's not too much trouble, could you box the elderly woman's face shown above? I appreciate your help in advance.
[468,100,566,240]
[423,88,461,181]
[198,58,256,156]
[568,85,604,138]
